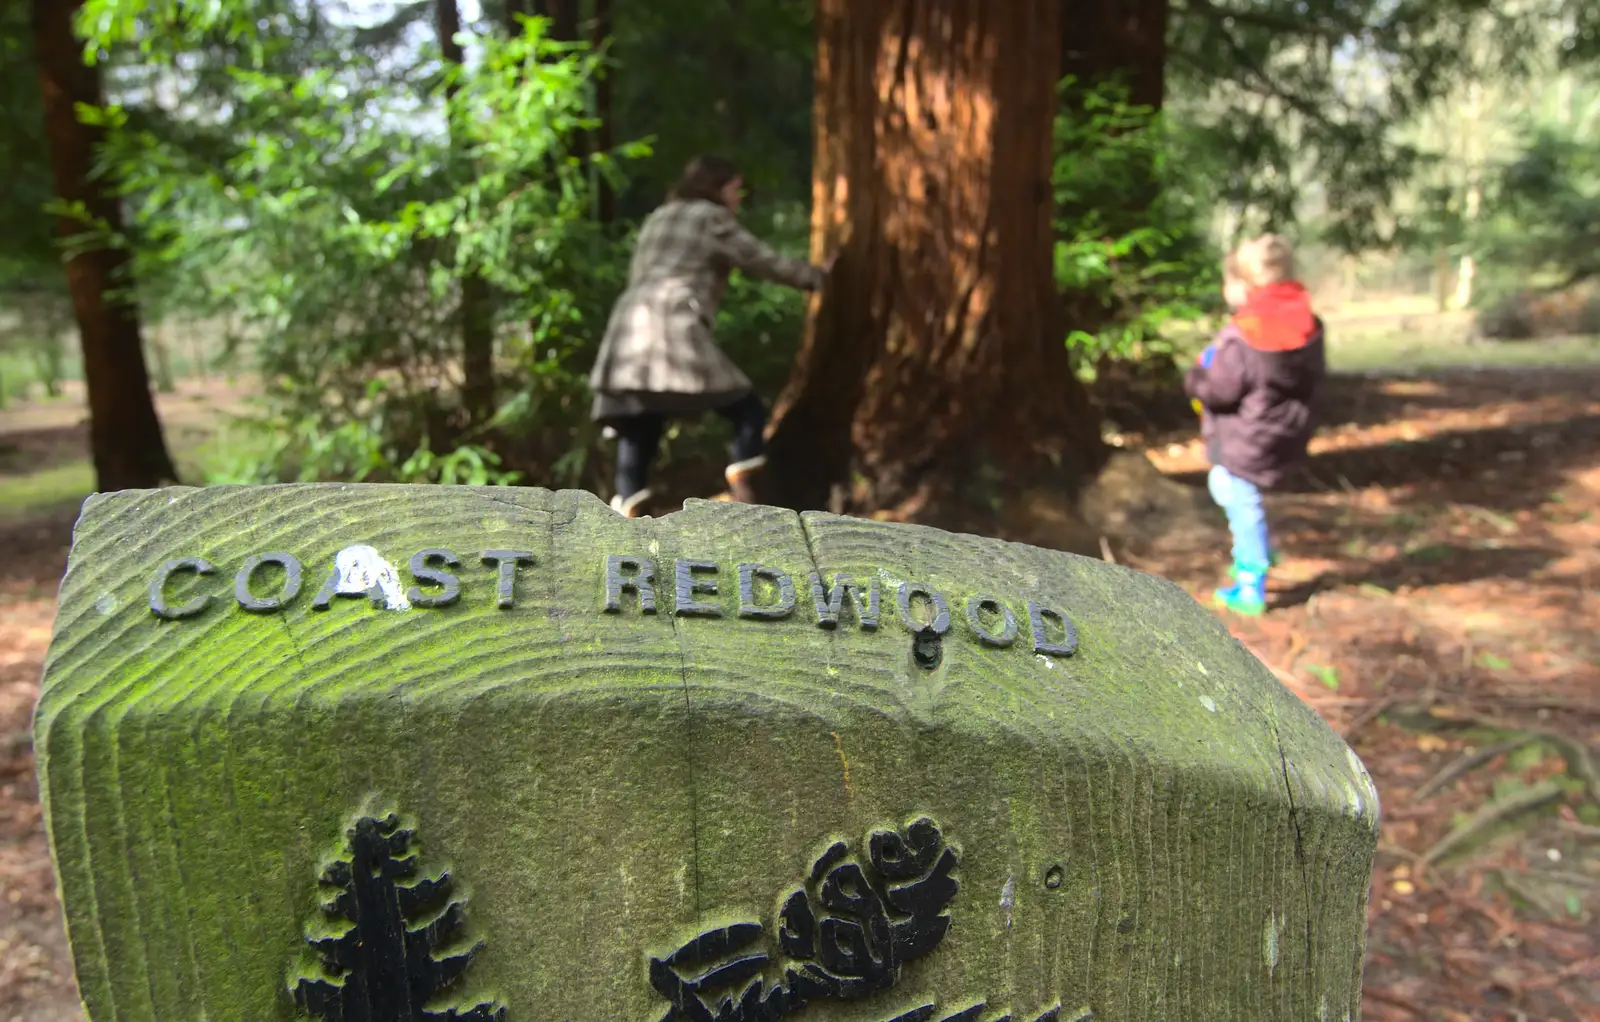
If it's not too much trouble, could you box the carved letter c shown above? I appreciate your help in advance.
[149,557,218,620]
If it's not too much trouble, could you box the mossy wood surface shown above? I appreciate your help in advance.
[37,484,1379,1021]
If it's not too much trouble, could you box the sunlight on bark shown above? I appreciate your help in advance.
[771,0,1094,510]
[869,4,999,356]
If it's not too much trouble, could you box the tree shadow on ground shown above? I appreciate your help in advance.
[1148,367,1599,599]
[0,424,87,476]
[1113,365,1600,448]
[1272,543,1558,610]
[1316,365,1600,430]
[1167,412,1600,516]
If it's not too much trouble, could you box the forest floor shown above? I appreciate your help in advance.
[1115,365,1600,1021]
[3,348,1600,1019]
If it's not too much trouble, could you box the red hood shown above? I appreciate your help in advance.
[1232,281,1316,352]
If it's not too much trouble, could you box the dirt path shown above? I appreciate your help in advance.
[1130,368,1600,1020]
[2,370,1598,1020]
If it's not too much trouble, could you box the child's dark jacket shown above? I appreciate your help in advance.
[1184,281,1326,488]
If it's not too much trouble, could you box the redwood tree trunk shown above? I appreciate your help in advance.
[32,0,179,490]
[767,0,1104,514]
[437,0,495,425]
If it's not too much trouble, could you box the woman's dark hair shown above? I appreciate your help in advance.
[669,155,741,204]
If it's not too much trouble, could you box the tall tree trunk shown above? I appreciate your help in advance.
[437,0,496,425]
[589,0,616,224]
[1453,80,1482,311]
[535,0,580,44]
[189,324,208,381]
[1061,0,1167,112]
[32,0,179,490]
[1432,245,1451,313]
[767,0,1104,514]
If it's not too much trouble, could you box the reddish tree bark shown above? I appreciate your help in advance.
[766,0,1104,514]
[32,0,179,491]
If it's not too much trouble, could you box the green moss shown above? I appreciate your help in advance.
[38,485,1378,1021]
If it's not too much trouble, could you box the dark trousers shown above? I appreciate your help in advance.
[613,392,767,500]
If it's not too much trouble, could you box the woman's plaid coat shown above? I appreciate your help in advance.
[589,199,824,400]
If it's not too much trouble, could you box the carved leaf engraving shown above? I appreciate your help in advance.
[649,817,964,1022]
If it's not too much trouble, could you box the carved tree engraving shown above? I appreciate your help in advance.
[291,813,504,1021]
[649,817,966,1022]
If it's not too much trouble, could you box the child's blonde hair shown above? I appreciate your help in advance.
[1227,234,1296,289]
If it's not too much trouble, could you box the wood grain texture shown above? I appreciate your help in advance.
[36,484,1379,1021]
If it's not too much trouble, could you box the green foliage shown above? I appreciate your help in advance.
[608,0,814,214]
[82,7,635,487]
[56,0,824,491]
[0,460,96,519]
[1169,0,1600,249]
[0,3,60,285]
[1053,79,1221,374]
[1479,101,1600,295]
[27,0,1598,502]
[203,386,523,488]
[0,0,77,378]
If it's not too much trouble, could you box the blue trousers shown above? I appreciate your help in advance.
[1207,465,1271,571]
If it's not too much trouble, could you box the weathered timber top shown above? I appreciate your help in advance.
[37,484,1379,1022]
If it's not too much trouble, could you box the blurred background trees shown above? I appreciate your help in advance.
[1,0,1596,500]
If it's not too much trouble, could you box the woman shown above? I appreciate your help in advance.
[589,155,830,517]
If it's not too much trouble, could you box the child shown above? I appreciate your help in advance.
[1184,235,1326,615]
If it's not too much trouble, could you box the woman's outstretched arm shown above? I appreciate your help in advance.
[706,205,826,291]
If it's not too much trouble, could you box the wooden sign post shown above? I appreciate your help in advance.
[37,485,1379,1021]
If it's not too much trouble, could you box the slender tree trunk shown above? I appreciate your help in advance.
[535,0,588,169]
[33,0,178,490]
[1453,80,1482,311]
[535,0,580,44]
[1433,245,1450,313]
[590,0,615,224]
[189,324,208,381]
[767,0,1104,514]
[521,1,609,226]
[34,342,65,398]
[437,0,496,425]
[149,327,176,393]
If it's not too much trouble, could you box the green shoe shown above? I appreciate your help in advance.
[1227,551,1280,579]
[1213,568,1268,616]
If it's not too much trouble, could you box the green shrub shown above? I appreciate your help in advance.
[1053,78,1222,380]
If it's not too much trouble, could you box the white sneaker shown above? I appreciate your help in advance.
[609,489,652,518]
